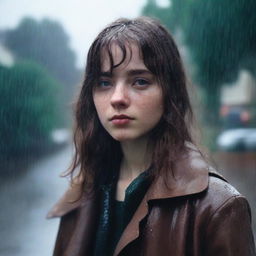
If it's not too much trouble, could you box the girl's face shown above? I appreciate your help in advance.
[93,43,164,142]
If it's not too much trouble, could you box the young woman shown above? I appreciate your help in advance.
[48,17,255,256]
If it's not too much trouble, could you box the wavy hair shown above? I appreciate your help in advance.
[68,16,194,193]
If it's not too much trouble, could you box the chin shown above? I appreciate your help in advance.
[110,132,138,142]
[112,135,135,142]
[110,131,149,143]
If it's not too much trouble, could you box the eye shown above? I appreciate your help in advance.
[98,80,111,88]
[133,78,150,87]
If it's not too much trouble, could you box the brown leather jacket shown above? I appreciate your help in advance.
[48,150,256,256]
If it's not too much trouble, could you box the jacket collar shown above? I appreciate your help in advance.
[47,145,221,255]
[114,146,212,255]
[47,145,211,219]
[46,180,85,219]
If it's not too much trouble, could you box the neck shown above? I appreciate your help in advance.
[119,136,152,181]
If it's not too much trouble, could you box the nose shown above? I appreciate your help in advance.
[110,83,130,109]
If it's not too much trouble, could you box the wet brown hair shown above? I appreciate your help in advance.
[68,16,194,192]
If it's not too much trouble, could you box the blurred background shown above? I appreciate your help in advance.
[0,0,255,255]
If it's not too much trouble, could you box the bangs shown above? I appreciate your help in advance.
[99,31,141,74]
[86,17,176,92]
[86,23,145,84]
[101,40,132,74]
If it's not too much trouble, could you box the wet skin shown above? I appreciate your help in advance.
[93,43,164,143]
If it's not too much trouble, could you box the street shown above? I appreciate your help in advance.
[0,145,71,256]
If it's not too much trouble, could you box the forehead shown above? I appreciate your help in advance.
[100,42,146,72]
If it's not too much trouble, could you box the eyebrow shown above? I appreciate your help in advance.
[100,69,152,77]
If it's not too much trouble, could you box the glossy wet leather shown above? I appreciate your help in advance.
[48,149,256,256]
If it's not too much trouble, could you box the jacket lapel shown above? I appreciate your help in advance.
[48,147,216,256]
[64,193,99,256]
[113,190,149,256]
[114,149,210,256]
[47,182,83,218]
[47,184,100,255]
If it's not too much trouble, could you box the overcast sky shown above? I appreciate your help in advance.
[0,0,152,68]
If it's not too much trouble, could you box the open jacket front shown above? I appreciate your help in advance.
[48,149,256,256]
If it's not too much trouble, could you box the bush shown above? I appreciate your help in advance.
[0,61,61,161]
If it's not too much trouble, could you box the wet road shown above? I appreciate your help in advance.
[0,145,71,256]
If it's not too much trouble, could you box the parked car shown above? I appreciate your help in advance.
[216,128,256,151]
[220,105,251,129]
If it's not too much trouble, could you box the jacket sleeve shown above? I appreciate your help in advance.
[205,195,256,256]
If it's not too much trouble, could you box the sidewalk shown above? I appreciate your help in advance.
[0,145,71,256]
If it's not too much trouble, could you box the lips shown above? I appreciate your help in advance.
[110,114,134,125]
[110,114,133,121]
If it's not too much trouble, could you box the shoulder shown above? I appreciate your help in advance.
[47,183,82,218]
[183,143,250,212]
[207,173,241,203]
[47,180,95,219]
[199,174,255,255]
[194,172,252,223]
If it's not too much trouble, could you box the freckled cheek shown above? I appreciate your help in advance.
[138,98,164,119]
[93,96,107,121]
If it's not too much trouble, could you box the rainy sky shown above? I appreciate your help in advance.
[0,0,155,68]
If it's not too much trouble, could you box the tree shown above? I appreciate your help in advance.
[183,0,256,123]
[142,0,173,28]
[142,0,192,33]
[4,17,80,93]
[143,0,256,124]
[0,61,61,163]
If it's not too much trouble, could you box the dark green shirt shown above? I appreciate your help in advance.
[93,170,151,256]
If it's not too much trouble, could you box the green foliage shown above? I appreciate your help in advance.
[184,0,256,86]
[184,0,256,124]
[143,0,193,32]
[4,17,80,89]
[142,0,256,124]
[0,61,61,158]
[142,0,172,28]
